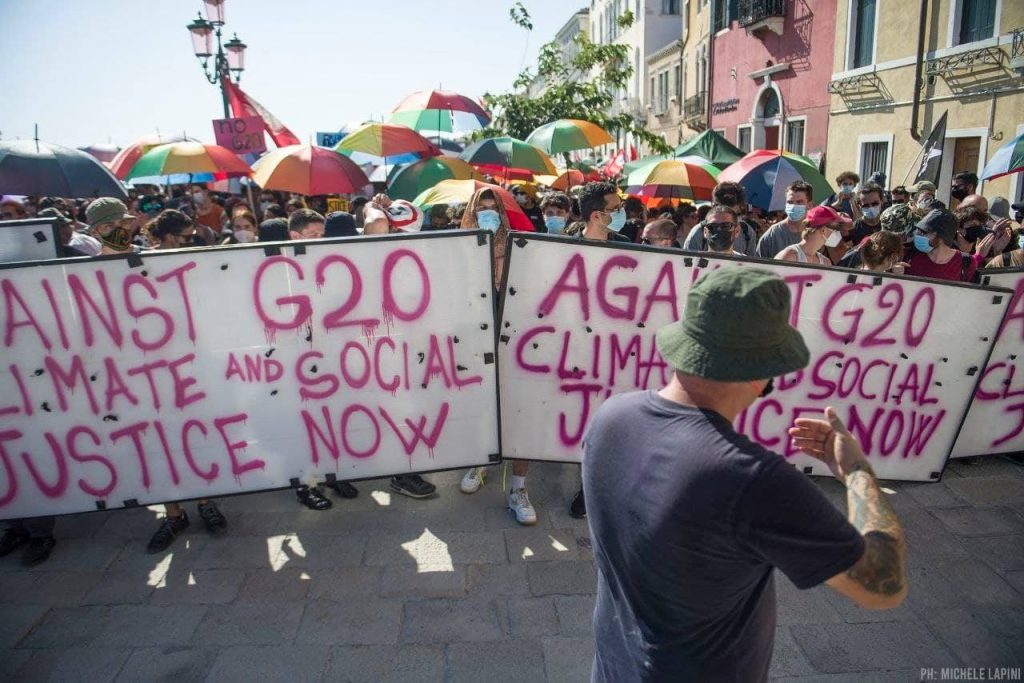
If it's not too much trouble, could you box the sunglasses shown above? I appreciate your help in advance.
[705,222,735,231]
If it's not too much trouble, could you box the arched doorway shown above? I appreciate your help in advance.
[751,83,783,150]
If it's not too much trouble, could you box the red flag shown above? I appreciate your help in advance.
[222,76,300,147]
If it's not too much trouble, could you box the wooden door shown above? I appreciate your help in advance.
[764,125,780,150]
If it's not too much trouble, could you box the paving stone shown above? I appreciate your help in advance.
[0,604,49,648]
[945,476,1024,505]
[542,636,595,682]
[527,561,597,596]
[115,646,219,682]
[401,598,504,643]
[505,527,581,562]
[148,568,244,605]
[959,534,1024,573]
[191,602,304,646]
[945,456,1024,480]
[0,569,44,601]
[506,596,559,637]
[775,576,844,625]
[771,670,921,682]
[106,536,209,575]
[215,510,287,537]
[1004,569,1024,594]
[295,598,401,645]
[234,567,311,603]
[217,489,313,513]
[92,604,208,647]
[821,585,919,624]
[483,504,554,530]
[17,605,105,648]
[790,621,958,672]
[325,644,445,682]
[379,565,466,599]
[52,512,110,539]
[931,506,1024,537]
[466,563,531,599]
[24,537,124,573]
[554,594,595,636]
[769,627,817,678]
[446,639,546,682]
[191,536,284,570]
[0,649,33,680]
[365,531,505,567]
[81,570,157,605]
[899,481,969,508]
[13,646,131,683]
[205,645,330,682]
[272,533,370,569]
[306,566,382,601]
[11,571,103,607]
[899,507,972,559]
[96,508,164,541]
[917,607,1023,667]
[931,556,1023,606]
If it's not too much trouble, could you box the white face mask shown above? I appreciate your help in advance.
[824,228,842,248]
[233,229,256,243]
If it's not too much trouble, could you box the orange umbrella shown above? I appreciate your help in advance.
[108,134,197,180]
[412,179,535,232]
[251,145,369,195]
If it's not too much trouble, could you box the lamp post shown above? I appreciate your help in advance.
[186,0,246,119]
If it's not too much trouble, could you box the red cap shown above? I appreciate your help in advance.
[806,205,853,228]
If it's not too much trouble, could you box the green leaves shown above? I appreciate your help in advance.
[509,2,533,31]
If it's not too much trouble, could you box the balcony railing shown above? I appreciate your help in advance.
[683,92,706,120]
[737,0,785,27]
[1013,27,1023,66]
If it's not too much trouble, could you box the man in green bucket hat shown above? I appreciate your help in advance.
[583,267,907,681]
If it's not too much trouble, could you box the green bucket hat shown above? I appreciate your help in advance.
[655,268,810,382]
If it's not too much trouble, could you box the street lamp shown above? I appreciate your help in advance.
[186,1,246,118]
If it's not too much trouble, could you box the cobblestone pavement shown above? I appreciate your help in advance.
[1,456,1022,682]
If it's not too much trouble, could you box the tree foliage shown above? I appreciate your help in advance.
[477,4,671,156]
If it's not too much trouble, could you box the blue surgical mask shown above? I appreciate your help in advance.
[785,203,806,221]
[544,215,566,233]
[841,183,856,195]
[607,207,627,232]
[913,233,934,253]
[863,206,881,220]
[476,209,500,232]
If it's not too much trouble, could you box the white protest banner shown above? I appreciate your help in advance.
[0,231,499,520]
[0,218,60,264]
[951,267,1024,458]
[212,116,267,155]
[497,235,1010,482]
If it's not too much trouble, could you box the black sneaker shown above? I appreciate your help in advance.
[569,489,586,519]
[326,481,359,499]
[390,475,437,499]
[296,485,333,511]
[146,513,190,554]
[198,501,227,535]
[0,529,29,558]
[22,536,56,567]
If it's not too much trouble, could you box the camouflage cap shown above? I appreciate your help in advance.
[880,203,918,236]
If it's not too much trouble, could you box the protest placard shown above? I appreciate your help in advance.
[0,218,60,264]
[212,116,267,155]
[951,267,1024,459]
[497,235,1010,482]
[316,132,345,148]
[0,231,499,520]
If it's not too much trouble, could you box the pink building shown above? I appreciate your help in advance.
[707,0,839,167]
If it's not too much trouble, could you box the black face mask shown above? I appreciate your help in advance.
[951,186,969,201]
[706,228,734,251]
[963,226,987,243]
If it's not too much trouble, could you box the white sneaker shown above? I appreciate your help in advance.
[460,467,485,494]
[508,488,537,525]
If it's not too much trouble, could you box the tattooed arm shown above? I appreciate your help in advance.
[789,408,908,609]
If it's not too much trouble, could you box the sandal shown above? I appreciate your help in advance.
[296,485,333,511]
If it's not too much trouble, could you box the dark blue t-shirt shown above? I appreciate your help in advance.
[582,391,864,682]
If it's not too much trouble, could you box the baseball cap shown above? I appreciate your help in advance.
[908,181,936,194]
[806,205,852,228]
[880,203,918,236]
[86,197,135,228]
[36,207,73,225]
[916,209,958,245]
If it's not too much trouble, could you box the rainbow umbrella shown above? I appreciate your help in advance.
[980,131,1024,181]
[625,158,719,202]
[389,90,490,134]
[460,137,557,176]
[334,122,440,158]
[412,179,535,232]
[387,157,483,201]
[109,134,198,179]
[251,145,369,196]
[526,119,614,155]
[125,142,252,180]
[717,149,832,211]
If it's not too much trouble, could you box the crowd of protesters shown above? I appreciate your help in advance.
[0,168,1022,566]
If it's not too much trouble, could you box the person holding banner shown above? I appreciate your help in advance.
[775,205,849,265]
[583,268,907,681]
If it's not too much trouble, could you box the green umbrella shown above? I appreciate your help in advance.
[459,137,557,175]
[525,119,614,155]
[672,130,745,169]
[387,157,483,201]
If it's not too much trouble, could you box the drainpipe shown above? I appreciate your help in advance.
[909,0,929,141]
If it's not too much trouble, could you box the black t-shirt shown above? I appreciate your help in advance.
[620,218,645,243]
[522,204,545,232]
[583,391,864,682]
[849,219,880,245]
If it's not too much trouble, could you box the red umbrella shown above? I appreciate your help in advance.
[251,145,369,195]
[334,123,440,158]
[108,134,198,180]
[412,179,535,232]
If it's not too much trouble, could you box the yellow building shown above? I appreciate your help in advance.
[826,0,1024,204]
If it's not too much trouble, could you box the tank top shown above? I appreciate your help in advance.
[780,244,830,265]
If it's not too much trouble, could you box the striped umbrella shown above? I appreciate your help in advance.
[717,150,832,211]
[980,131,1024,180]
[625,158,719,202]
[334,123,440,158]
[389,90,490,134]
[251,145,369,195]
[109,134,197,179]
[526,119,614,155]
[412,179,535,232]
[387,157,483,201]
[125,142,252,180]
[460,137,557,176]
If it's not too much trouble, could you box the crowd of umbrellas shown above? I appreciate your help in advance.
[2,88,1023,215]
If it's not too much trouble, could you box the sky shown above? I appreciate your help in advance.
[0,0,582,148]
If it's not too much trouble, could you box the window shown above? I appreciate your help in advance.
[737,126,752,152]
[674,64,681,98]
[683,0,690,38]
[860,141,889,179]
[663,0,681,14]
[713,0,728,31]
[849,0,877,68]
[786,120,805,155]
[959,0,996,44]
[650,77,656,107]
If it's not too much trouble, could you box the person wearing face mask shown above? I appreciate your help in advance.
[228,210,259,244]
[776,206,848,265]
[954,206,1014,264]
[85,197,140,255]
[701,205,745,255]
[539,191,572,234]
[825,171,861,220]
[905,208,983,283]
[848,184,885,245]
[949,172,978,208]
[755,181,815,259]
[683,182,760,257]
[513,187,545,232]
[908,181,936,210]
[838,203,918,269]
[189,185,225,234]
[859,230,907,274]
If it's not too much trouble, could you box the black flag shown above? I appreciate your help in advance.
[915,111,948,186]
